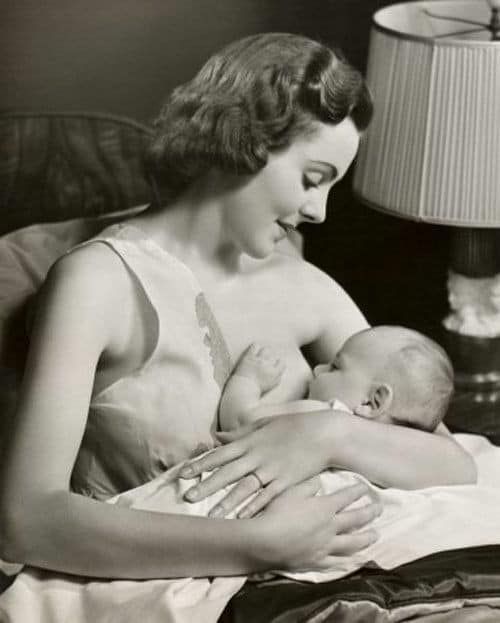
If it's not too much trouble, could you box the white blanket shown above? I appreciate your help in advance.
[1,433,500,623]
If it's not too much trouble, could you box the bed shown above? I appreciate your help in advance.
[1,111,500,623]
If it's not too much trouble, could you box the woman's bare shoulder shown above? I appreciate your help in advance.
[38,242,131,328]
[48,242,126,293]
[25,242,137,365]
[266,253,368,357]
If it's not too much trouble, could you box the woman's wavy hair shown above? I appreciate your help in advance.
[147,33,373,195]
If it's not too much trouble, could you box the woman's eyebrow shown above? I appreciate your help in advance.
[311,161,338,181]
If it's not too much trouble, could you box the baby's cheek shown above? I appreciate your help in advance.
[309,376,336,402]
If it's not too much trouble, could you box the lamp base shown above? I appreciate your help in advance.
[442,329,500,403]
[442,228,500,402]
[445,389,500,441]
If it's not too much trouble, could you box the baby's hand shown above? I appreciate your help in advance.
[234,343,286,393]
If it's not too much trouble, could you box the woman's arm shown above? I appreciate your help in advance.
[180,407,476,519]
[0,249,377,578]
[326,410,477,488]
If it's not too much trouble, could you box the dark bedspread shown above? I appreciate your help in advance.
[221,546,500,622]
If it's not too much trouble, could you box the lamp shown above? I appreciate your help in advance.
[353,0,500,402]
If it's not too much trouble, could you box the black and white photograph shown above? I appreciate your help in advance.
[1,1,500,621]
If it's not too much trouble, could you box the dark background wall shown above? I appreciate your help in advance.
[1,0,450,341]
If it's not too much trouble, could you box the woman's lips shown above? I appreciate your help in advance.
[277,221,297,236]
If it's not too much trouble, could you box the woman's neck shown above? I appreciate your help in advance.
[131,176,243,278]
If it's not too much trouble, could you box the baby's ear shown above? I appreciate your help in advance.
[353,383,393,418]
[370,383,393,414]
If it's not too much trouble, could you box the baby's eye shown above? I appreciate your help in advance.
[303,172,324,189]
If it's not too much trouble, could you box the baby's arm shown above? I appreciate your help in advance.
[219,344,285,430]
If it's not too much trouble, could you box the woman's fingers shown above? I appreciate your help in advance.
[238,477,320,518]
[208,474,261,518]
[237,481,283,518]
[334,503,382,534]
[326,530,378,557]
[184,457,253,502]
[210,472,320,518]
[179,443,244,480]
[329,483,371,513]
[275,476,321,500]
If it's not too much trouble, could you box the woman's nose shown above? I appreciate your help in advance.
[300,191,328,224]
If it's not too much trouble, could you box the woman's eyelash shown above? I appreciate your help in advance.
[303,175,322,189]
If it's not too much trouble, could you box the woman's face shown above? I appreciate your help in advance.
[221,117,360,259]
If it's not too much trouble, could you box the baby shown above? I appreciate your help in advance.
[219,326,454,433]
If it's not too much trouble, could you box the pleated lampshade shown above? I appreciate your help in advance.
[353,0,500,227]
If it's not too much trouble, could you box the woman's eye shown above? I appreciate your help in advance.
[303,173,323,189]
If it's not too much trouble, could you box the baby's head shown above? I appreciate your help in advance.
[308,326,454,432]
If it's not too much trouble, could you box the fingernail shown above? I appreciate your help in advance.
[180,466,194,477]
[185,487,199,501]
[238,510,249,519]
[210,506,223,518]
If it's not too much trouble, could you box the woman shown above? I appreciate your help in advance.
[0,33,475,581]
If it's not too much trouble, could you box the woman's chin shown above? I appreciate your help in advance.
[244,240,277,260]
[249,248,273,260]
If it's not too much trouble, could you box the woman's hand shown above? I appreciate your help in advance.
[180,411,335,518]
[254,479,380,571]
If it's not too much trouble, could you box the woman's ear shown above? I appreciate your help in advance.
[353,383,394,418]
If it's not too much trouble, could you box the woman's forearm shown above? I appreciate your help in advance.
[1,489,267,579]
[325,411,477,488]
[169,409,476,521]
